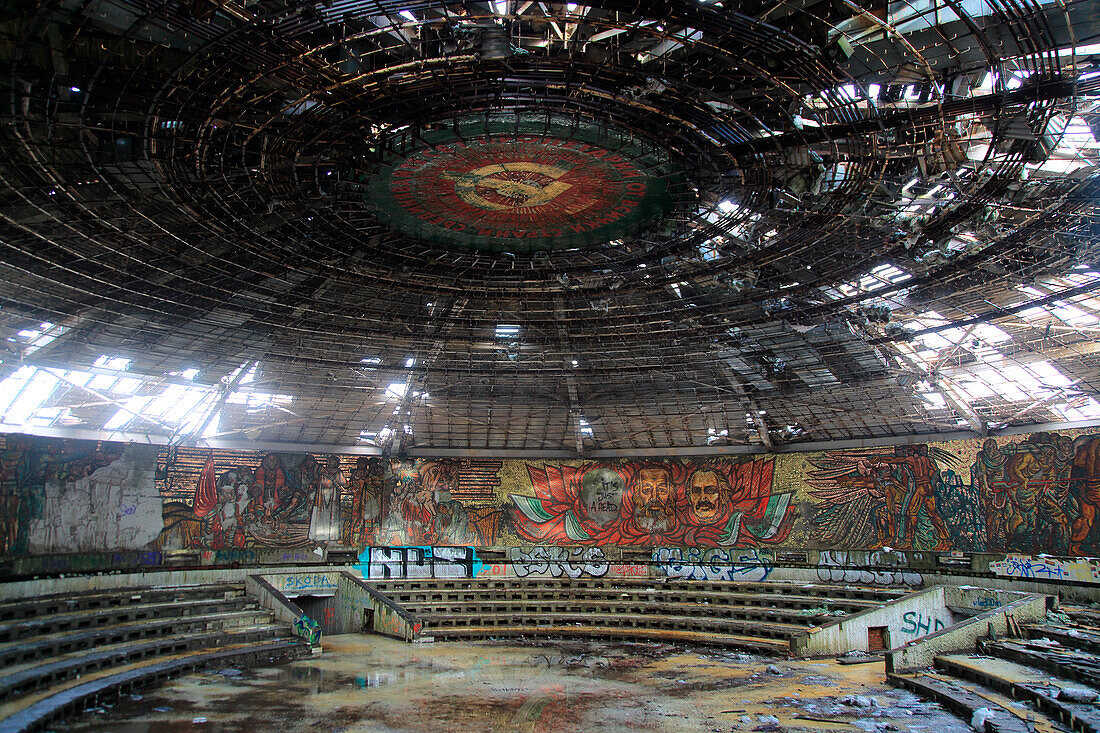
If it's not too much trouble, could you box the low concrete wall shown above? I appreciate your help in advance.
[886,592,1050,673]
[245,574,321,647]
[338,572,424,642]
[258,571,339,599]
[791,586,950,657]
[6,548,1100,605]
[0,564,339,601]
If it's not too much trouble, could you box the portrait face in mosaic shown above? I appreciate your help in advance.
[686,469,726,523]
[631,467,675,532]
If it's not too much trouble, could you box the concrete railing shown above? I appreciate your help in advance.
[245,574,321,647]
[338,572,424,642]
[886,591,1050,673]
[791,586,948,657]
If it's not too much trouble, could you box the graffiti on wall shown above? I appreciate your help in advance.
[816,550,924,587]
[989,554,1100,583]
[507,546,609,578]
[2,428,1100,559]
[511,459,794,547]
[653,547,773,582]
[359,546,484,579]
[896,611,947,640]
[279,573,339,596]
[292,615,322,646]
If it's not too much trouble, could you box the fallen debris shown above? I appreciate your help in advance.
[969,707,995,731]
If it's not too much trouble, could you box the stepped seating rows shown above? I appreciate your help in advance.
[372,578,909,605]
[0,583,312,733]
[368,577,907,654]
[891,604,1100,733]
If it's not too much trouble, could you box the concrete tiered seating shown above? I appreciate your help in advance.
[368,578,908,654]
[0,583,311,733]
[891,604,1100,733]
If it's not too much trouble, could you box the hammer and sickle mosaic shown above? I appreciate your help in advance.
[442,162,579,211]
[358,128,680,252]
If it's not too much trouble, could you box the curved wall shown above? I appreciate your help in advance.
[0,428,1097,564]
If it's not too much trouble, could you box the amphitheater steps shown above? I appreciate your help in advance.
[1024,625,1100,655]
[380,588,878,613]
[0,624,288,702]
[0,583,245,623]
[405,599,849,624]
[931,653,1100,732]
[0,639,308,733]
[890,601,1100,733]
[425,624,791,653]
[891,670,1071,733]
[364,577,905,655]
[984,639,1100,690]
[0,610,275,669]
[414,610,805,640]
[0,582,312,733]
[369,578,908,606]
[0,596,261,644]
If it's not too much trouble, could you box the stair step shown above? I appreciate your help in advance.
[401,599,850,620]
[890,670,1069,733]
[0,597,261,644]
[1026,625,1100,655]
[419,611,804,638]
[937,653,1100,733]
[0,584,245,624]
[986,639,1100,690]
[367,578,907,602]
[0,610,275,669]
[0,626,284,703]
[1061,607,1100,631]
[424,624,790,653]
[0,639,310,733]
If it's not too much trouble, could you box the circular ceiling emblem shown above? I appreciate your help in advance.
[355,120,683,252]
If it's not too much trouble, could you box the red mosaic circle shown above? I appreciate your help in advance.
[380,135,655,249]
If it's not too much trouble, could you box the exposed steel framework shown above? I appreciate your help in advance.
[0,0,1099,451]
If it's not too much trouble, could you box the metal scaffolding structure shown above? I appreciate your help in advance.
[0,0,1099,452]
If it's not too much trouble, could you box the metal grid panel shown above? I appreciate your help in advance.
[0,0,1098,452]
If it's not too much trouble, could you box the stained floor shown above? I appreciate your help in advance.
[58,635,973,732]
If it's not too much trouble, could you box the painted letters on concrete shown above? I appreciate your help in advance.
[653,547,773,582]
[990,554,1100,583]
[507,546,609,578]
[359,546,483,579]
[816,550,924,587]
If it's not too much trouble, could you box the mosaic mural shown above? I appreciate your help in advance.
[354,114,683,252]
[509,459,793,547]
[1,427,1100,558]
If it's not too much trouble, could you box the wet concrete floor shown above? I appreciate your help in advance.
[60,635,973,732]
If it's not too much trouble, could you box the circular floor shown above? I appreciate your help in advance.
[62,636,972,732]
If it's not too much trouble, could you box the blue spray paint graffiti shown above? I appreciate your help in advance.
[653,547,773,582]
[897,611,946,639]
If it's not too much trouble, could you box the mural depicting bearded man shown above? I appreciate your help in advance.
[615,465,680,542]
[686,469,724,522]
[673,468,752,546]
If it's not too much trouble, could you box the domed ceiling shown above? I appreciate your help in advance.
[0,0,1098,452]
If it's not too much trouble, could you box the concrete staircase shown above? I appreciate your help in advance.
[368,577,907,655]
[891,604,1100,733]
[0,582,312,733]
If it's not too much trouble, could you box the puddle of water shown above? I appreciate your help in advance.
[59,635,978,733]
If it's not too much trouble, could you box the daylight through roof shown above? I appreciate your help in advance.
[1,0,1099,453]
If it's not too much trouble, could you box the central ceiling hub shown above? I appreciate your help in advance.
[359,117,685,252]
